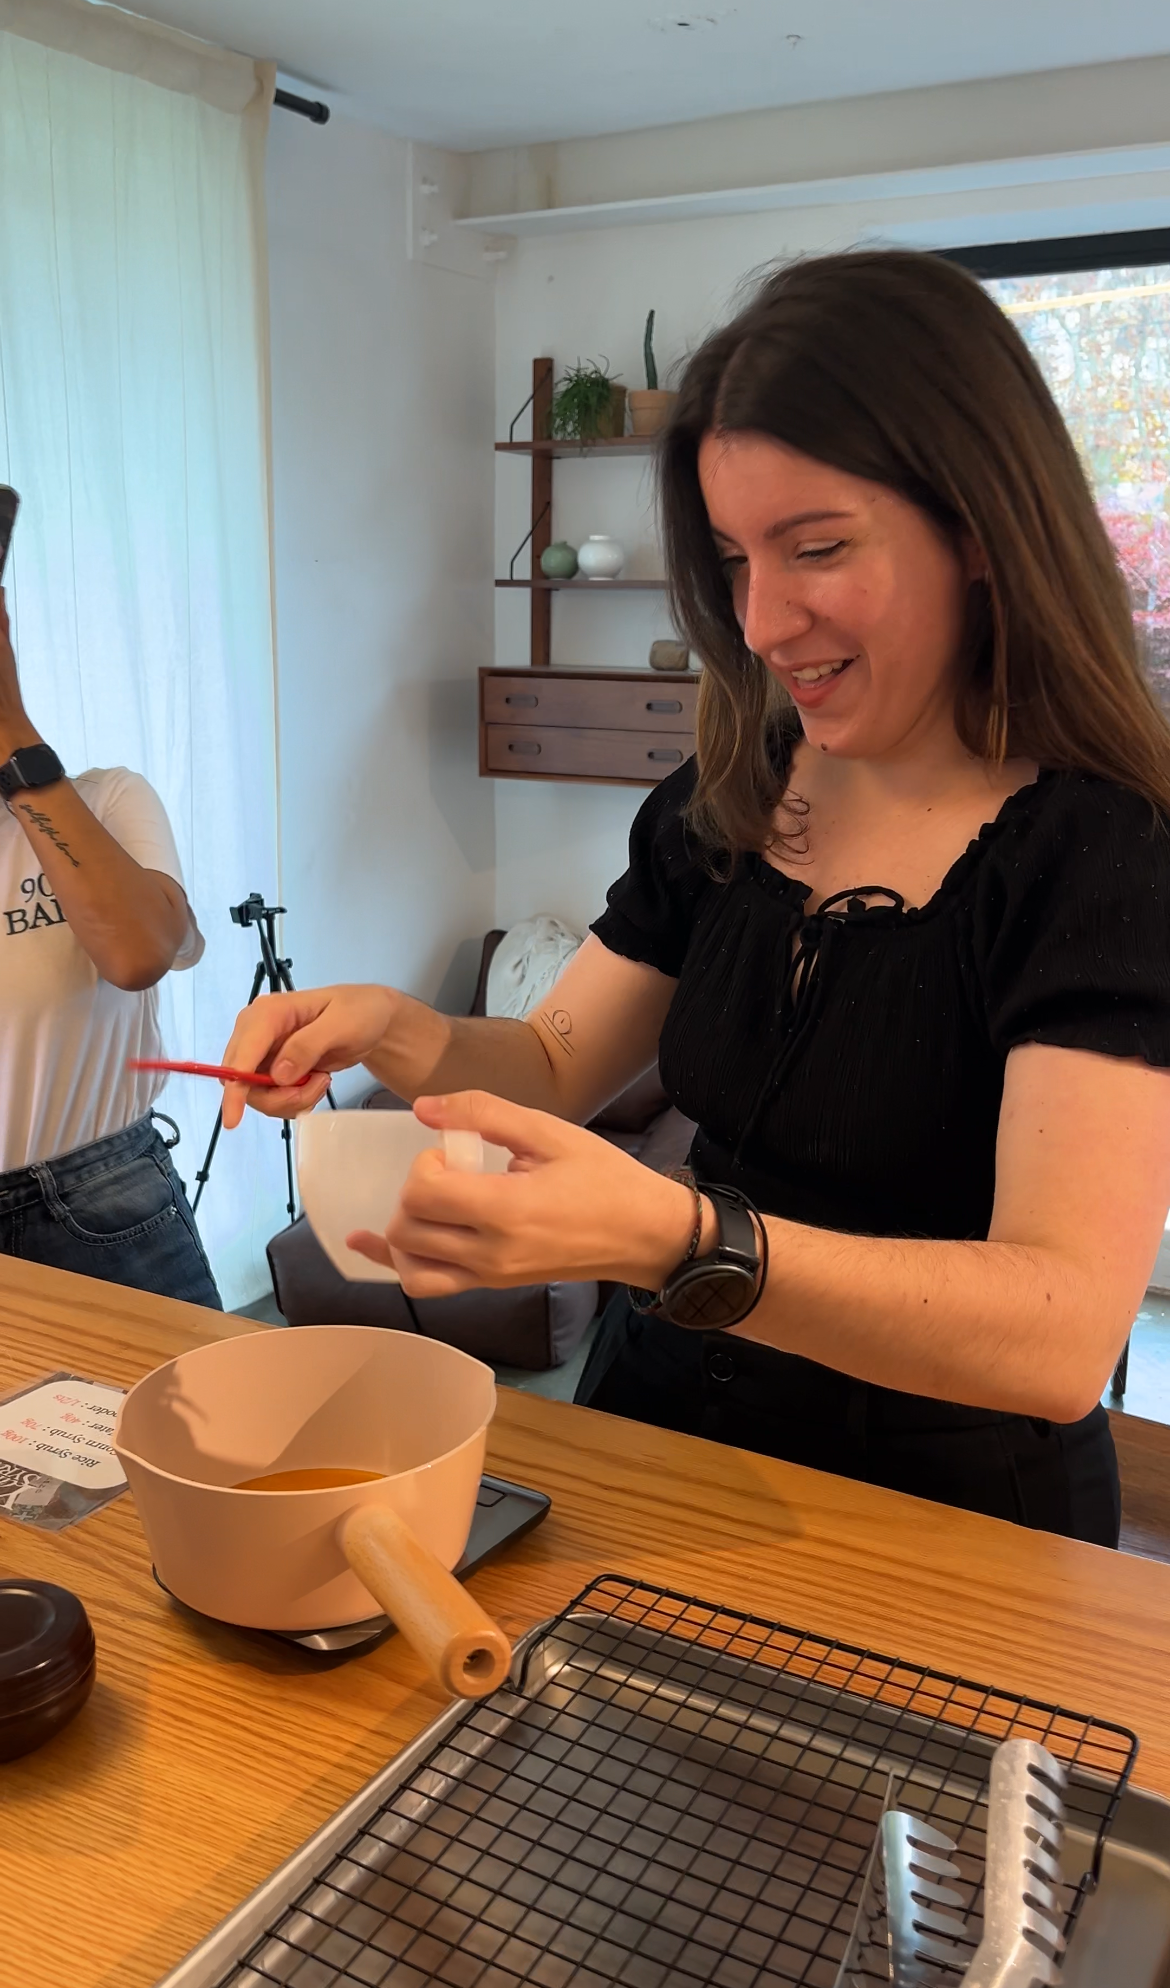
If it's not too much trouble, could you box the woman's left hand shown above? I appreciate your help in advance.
[345,1091,699,1297]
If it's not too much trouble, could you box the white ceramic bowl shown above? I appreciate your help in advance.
[295,1110,511,1283]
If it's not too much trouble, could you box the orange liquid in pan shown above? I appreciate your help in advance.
[234,1467,385,1492]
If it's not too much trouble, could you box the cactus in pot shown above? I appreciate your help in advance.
[629,310,677,435]
[644,309,659,391]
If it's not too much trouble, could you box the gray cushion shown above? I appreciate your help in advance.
[267,1214,598,1371]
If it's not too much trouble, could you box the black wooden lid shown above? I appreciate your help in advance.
[0,1579,95,1721]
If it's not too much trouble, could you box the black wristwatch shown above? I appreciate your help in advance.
[630,1181,765,1331]
[0,743,65,801]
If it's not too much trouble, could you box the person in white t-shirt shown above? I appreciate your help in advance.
[0,588,221,1307]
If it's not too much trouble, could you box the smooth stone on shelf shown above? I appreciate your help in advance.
[649,640,691,672]
[539,540,579,579]
[577,535,625,580]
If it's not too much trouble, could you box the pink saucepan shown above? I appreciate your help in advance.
[114,1326,510,1699]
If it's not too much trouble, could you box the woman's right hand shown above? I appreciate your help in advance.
[219,984,395,1128]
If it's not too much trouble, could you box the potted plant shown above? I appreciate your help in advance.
[549,359,626,441]
[628,311,677,435]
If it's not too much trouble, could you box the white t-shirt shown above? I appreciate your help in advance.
[0,767,204,1172]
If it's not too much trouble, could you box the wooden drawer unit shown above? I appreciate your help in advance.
[480,668,697,787]
[485,724,691,782]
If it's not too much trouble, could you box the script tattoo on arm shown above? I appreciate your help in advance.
[15,801,80,869]
[536,1008,576,1059]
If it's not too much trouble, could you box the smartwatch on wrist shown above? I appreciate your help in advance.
[0,743,65,801]
[630,1182,765,1332]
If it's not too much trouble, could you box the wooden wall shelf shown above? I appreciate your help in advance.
[495,359,672,670]
[487,361,687,786]
[495,577,665,591]
[480,666,697,788]
[495,437,655,459]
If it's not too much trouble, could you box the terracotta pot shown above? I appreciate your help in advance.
[629,389,677,436]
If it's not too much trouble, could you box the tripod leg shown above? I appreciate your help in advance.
[192,1109,223,1215]
[281,1117,296,1224]
[192,957,269,1213]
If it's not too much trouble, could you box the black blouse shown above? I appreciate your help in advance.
[591,760,1170,1244]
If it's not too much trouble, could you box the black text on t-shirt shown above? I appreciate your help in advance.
[4,873,66,937]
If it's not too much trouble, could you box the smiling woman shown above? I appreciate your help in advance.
[660,249,1170,861]
[221,250,1170,1549]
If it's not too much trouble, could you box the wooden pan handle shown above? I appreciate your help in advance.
[340,1503,511,1700]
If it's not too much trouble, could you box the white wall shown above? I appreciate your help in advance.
[491,135,1170,931]
[266,108,498,1077]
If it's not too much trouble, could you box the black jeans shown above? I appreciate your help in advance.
[0,1115,222,1310]
[576,1291,1121,1546]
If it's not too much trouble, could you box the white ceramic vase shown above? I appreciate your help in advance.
[577,534,625,581]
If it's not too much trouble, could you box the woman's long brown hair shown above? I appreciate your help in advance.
[659,249,1170,860]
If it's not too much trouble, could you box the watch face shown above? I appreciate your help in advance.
[0,744,65,795]
[664,1261,758,1331]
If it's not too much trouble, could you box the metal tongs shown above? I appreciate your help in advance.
[882,1738,1067,1987]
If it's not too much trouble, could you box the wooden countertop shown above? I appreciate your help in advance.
[3,1257,1170,1988]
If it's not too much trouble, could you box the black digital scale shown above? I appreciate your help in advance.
[153,1474,550,1658]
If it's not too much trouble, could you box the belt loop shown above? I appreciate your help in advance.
[29,1160,58,1220]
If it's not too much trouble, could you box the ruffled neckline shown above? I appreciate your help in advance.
[747,767,1061,924]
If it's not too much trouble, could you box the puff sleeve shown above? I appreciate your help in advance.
[975,773,1170,1066]
[589,760,708,979]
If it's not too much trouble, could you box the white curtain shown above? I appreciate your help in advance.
[0,0,284,1307]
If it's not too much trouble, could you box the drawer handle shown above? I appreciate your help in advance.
[648,749,683,764]
[505,693,538,708]
[508,740,542,756]
[646,699,683,714]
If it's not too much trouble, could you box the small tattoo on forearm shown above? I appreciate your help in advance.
[537,1008,576,1058]
[16,804,80,868]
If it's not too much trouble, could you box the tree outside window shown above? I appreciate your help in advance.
[983,263,1170,706]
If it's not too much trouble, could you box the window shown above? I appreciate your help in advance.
[948,230,1170,707]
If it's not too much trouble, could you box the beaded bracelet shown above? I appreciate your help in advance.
[669,1165,706,1266]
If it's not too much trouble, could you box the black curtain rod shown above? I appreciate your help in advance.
[274,86,330,124]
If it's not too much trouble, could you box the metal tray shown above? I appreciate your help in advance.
[158,1576,1166,1988]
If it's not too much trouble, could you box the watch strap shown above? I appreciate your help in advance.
[630,1182,765,1332]
[0,743,66,800]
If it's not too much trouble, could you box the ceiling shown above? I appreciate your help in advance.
[118,0,1170,150]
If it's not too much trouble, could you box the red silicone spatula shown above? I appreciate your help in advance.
[126,1059,317,1089]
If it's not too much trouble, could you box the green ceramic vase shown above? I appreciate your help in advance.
[540,540,579,580]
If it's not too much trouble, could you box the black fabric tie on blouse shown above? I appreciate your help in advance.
[734,885,906,1164]
[591,760,1170,1247]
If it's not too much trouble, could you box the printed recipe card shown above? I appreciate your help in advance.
[0,1371,127,1530]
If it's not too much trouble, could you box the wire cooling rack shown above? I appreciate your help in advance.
[215,1575,1137,1988]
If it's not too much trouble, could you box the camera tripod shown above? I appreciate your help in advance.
[192,893,334,1223]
